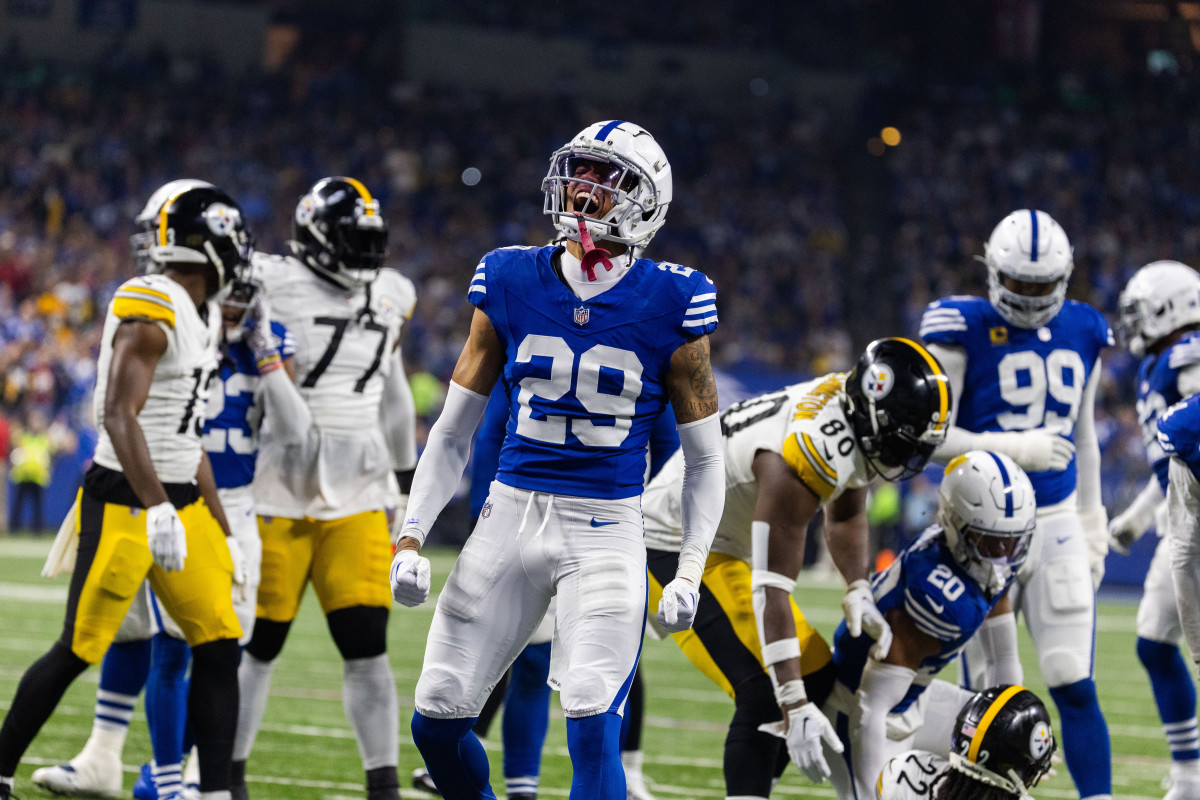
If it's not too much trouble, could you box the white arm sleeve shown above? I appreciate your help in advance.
[977,611,1023,686]
[676,413,724,586]
[924,343,966,427]
[850,660,916,799]
[380,349,418,472]
[1179,363,1200,398]
[1074,357,1103,511]
[1168,458,1200,664]
[257,367,313,448]
[399,381,489,546]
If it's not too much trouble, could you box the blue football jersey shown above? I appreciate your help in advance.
[1158,393,1200,482]
[832,529,1001,712]
[468,245,717,499]
[1137,332,1200,491]
[920,296,1113,506]
[202,320,294,489]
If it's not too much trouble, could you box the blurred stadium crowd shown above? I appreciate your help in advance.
[2,39,1197,554]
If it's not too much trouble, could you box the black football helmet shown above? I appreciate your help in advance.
[291,176,387,290]
[843,337,951,481]
[144,185,252,299]
[949,685,1056,795]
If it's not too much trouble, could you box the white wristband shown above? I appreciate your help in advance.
[762,637,801,666]
[752,569,797,594]
[775,679,808,706]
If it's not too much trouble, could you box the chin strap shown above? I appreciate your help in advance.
[575,215,614,282]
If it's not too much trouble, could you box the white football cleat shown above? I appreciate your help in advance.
[1164,764,1200,800]
[31,748,123,798]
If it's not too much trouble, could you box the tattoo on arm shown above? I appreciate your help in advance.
[669,335,719,422]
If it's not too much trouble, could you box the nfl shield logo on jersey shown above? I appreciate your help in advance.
[481,500,492,519]
[574,306,590,326]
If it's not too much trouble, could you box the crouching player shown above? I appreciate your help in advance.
[824,451,1037,799]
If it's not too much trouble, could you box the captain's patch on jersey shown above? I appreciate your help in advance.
[989,326,1008,345]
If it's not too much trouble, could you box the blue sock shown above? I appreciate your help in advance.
[565,713,624,800]
[92,638,153,748]
[146,634,191,774]
[502,642,551,795]
[1048,679,1112,796]
[411,712,496,800]
[1138,637,1200,762]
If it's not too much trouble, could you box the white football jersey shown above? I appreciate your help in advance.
[875,751,948,800]
[93,274,221,484]
[643,373,871,561]
[252,253,416,519]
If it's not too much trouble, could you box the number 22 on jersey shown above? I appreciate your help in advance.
[513,334,644,447]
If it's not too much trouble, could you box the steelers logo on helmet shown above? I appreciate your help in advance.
[295,195,317,226]
[861,363,894,401]
[204,203,242,237]
[1030,721,1052,759]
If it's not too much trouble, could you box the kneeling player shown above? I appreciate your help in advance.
[877,685,1056,800]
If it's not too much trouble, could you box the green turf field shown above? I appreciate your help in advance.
[0,536,1174,799]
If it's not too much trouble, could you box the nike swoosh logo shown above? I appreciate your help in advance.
[927,598,945,614]
[1056,536,1070,545]
[590,518,618,528]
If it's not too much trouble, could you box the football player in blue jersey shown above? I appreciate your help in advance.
[823,451,1036,799]
[1107,261,1200,799]
[918,209,1113,800]
[390,120,727,800]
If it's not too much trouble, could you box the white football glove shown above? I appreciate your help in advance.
[390,548,431,607]
[656,577,700,633]
[245,293,282,365]
[1108,505,1152,556]
[986,429,1075,473]
[759,702,843,783]
[842,579,892,659]
[1081,505,1109,590]
[146,502,187,572]
[225,536,249,604]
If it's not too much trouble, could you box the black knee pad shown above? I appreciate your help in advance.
[327,606,388,660]
[245,618,291,663]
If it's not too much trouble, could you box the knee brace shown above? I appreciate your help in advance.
[244,618,290,663]
[327,606,388,660]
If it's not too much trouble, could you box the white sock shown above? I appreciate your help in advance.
[199,792,231,800]
[153,762,183,799]
[89,689,137,754]
[343,654,399,770]
[622,749,645,781]
[507,776,539,796]
[234,653,276,761]
[183,746,200,786]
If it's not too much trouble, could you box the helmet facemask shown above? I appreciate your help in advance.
[542,121,671,251]
[220,274,260,343]
[986,264,1071,330]
[941,506,1034,597]
[849,397,944,482]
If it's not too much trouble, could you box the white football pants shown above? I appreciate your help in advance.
[415,481,646,720]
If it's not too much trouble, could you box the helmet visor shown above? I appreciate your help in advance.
[559,156,639,192]
[334,218,387,273]
[964,523,1034,567]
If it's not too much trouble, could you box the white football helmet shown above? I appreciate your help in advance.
[938,451,1037,597]
[1117,260,1200,358]
[542,120,672,250]
[984,209,1073,329]
[131,179,215,272]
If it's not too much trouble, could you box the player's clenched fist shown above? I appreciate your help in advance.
[390,548,431,607]
[656,577,700,633]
